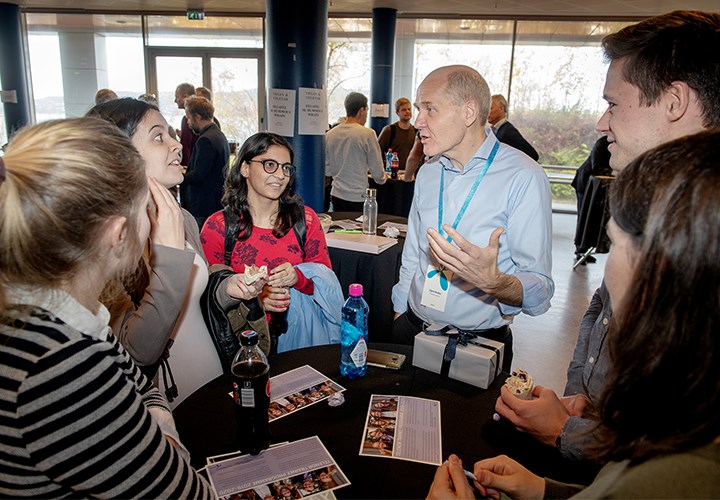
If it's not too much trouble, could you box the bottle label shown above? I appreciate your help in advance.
[350,337,368,368]
[240,385,255,407]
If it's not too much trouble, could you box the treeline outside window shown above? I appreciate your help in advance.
[21,13,631,207]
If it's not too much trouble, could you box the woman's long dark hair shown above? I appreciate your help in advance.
[223,132,303,241]
[593,129,720,463]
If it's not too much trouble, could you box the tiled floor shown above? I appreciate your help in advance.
[511,212,607,394]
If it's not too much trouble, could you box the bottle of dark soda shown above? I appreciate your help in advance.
[231,330,271,455]
[391,152,400,179]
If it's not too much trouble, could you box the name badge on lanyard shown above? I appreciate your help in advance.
[419,141,499,313]
[421,264,453,312]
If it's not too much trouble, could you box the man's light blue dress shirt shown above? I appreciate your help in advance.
[391,130,554,330]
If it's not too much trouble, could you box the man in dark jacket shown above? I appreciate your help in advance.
[489,94,539,161]
[182,96,229,229]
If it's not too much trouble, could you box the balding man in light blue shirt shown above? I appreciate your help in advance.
[391,65,554,371]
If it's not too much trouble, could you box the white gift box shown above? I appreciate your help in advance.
[412,331,505,389]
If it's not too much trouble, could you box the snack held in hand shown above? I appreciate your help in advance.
[505,369,534,400]
[243,264,268,285]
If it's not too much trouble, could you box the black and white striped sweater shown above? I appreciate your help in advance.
[0,294,213,498]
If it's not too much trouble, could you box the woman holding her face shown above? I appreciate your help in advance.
[88,98,262,406]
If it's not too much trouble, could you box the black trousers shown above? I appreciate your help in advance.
[331,196,364,213]
[391,308,514,373]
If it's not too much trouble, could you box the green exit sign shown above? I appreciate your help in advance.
[187,10,205,20]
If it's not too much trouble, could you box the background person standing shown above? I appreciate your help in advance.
[488,94,539,161]
[325,92,385,212]
[183,96,229,229]
[378,97,416,171]
[175,82,197,166]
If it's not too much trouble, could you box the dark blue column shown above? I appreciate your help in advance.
[266,0,328,211]
[0,3,31,138]
[369,8,396,136]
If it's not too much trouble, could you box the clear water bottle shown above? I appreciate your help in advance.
[391,152,400,179]
[340,284,368,380]
[385,148,393,175]
[231,330,270,455]
[362,188,377,236]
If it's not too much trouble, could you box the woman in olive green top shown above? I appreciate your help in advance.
[428,131,720,499]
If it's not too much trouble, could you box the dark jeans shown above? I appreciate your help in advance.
[391,308,514,373]
[331,196,364,213]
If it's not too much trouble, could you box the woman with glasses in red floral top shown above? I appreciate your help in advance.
[201,132,342,353]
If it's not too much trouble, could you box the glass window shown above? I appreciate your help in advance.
[25,13,144,120]
[409,19,515,96]
[155,56,203,132]
[26,31,64,122]
[106,35,146,99]
[327,18,372,125]
[210,56,260,146]
[146,16,263,48]
[401,18,632,210]
[511,20,632,208]
[511,21,631,163]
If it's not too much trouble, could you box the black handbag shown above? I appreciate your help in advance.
[200,268,270,372]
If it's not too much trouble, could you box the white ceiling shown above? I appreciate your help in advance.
[9,0,720,18]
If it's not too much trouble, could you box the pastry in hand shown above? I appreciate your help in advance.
[243,264,268,285]
[504,369,534,400]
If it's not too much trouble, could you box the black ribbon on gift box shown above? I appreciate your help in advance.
[425,327,502,380]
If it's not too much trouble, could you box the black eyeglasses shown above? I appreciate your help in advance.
[248,159,296,177]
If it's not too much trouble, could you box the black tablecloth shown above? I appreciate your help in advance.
[175,343,598,499]
[370,177,415,218]
[327,212,406,342]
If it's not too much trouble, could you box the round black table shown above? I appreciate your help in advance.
[174,343,598,499]
[327,213,406,342]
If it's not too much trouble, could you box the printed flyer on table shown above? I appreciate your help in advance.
[359,395,442,465]
[207,436,349,499]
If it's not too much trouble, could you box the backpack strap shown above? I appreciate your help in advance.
[223,209,239,266]
[388,122,397,148]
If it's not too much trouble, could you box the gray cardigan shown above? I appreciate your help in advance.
[111,207,209,366]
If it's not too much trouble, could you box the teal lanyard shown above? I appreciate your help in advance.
[438,141,499,243]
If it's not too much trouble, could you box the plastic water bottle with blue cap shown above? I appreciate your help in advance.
[340,284,369,379]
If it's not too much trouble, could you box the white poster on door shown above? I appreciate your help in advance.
[267,88,296,137]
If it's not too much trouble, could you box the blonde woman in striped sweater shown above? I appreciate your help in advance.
[0,118,212,498]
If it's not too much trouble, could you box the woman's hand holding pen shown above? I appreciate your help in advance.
[427,454,545,500]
